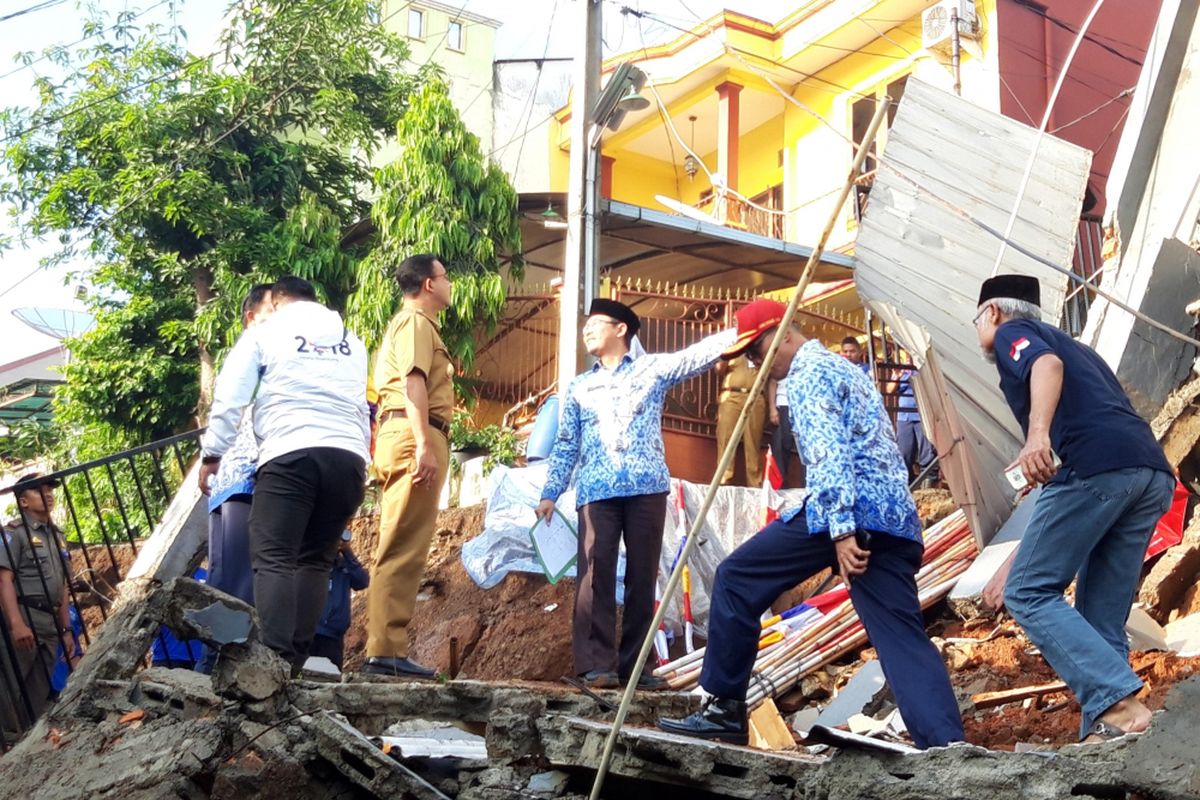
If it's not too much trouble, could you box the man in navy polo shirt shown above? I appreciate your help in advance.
[974,274,1173,743]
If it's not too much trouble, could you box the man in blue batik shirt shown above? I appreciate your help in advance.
[659,299,963,748]
[537,298,734,691]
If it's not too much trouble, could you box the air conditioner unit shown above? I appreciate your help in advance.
[922,0,978,52]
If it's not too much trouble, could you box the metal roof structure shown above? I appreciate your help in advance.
[854,78,1092,546]
[509,196,854,291]
[0,378,60,425]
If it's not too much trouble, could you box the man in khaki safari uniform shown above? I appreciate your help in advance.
[364,253,455,678]
[715,355,765,487]
[0,473,72,740]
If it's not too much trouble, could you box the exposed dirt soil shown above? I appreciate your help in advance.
[341,504,577,681]
[937,619,1200,750]
[67,542,137,638]
[913,488,958,528]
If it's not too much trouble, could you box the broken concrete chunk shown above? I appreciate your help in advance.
[789,706,821,736]
[183,601,253,645]
[526,770,570,795]
[305,710,452,800]
[212,641,291,705]
[1126,604,1169,651]
[129,666,223,720]
[1139,507,1200,620]
[1165,613,1200,657]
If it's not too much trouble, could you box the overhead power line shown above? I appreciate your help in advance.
[0,0,68,24]
[0,0,172,82]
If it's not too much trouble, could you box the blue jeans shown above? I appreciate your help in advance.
[1004,466,1174,739]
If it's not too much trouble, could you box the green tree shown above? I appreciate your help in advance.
[347,78,524,368]
[1,0,414,453]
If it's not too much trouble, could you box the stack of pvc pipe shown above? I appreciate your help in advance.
[653,510,976,707]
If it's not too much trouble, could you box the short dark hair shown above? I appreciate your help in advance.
[241,283,274,319]
[841,336,861,348]
[270,276,318,303]
[396,254,443,297]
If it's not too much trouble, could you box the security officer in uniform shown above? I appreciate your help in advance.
[363,253,454,677]
[1,473,72,739]
[715,355,765,487]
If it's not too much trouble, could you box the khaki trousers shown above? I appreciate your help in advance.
[367,419,450,658]
[716,392,766,487]
[0,608,57,741]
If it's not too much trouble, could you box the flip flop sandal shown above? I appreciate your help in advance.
[1084,720,1135,741]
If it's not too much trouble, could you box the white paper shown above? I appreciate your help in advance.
[529,511,578,583]
[1165,613,1200,657]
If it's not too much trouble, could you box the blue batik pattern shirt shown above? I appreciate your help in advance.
[206,412,258,512]
[542,329,736,508]
[783,340,922,542]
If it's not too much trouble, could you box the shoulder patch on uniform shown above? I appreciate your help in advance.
[1009,337,1031,362]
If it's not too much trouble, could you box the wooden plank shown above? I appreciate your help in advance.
[748,698,796,750]
[971,681,1069,710]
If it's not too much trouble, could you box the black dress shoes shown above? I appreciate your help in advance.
[361,656,437,678]
[657,696,749,745]
[630,674,669,691]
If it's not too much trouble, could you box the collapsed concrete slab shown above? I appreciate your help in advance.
[539,715,821,800]
[290,679,698,738]
[538,678,1200,800]
[305,710,451,800]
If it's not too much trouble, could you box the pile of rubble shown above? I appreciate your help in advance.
[3,573,1200,800]
[8,372,1200,798]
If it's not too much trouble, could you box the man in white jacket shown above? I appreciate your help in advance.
[199,276,369,670]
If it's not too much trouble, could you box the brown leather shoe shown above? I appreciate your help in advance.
[578,670,619,689]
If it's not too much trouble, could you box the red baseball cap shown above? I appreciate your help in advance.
[722,299,787,359]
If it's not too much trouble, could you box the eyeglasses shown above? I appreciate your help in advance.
[430,270,450,282]
[583,317,619,330]
[972,304,994,327]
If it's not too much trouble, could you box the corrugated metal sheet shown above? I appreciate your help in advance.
[510,196,855,291]
[854,79,1092,545]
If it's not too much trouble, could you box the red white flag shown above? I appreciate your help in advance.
[761,449,782,525]
[1009,337,1031,361]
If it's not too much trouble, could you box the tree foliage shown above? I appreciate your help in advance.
[0,0,417,455]
[347,78,524,367]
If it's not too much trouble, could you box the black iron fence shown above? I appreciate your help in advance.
[0,429,202,749]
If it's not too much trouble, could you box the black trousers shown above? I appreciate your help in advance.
[699,513,964,749]
[249,447,365,666]
[770,408,804,488]
[309,634,345,670]
[573,493,667,679]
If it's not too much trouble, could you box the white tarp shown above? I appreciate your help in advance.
[461,463,805,637]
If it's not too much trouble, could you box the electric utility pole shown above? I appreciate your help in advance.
[557,0,603,400]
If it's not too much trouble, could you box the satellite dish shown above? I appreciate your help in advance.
[654,194,719,225]
[12,308,96,341]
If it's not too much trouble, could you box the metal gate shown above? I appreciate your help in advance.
[471,278,866,437]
